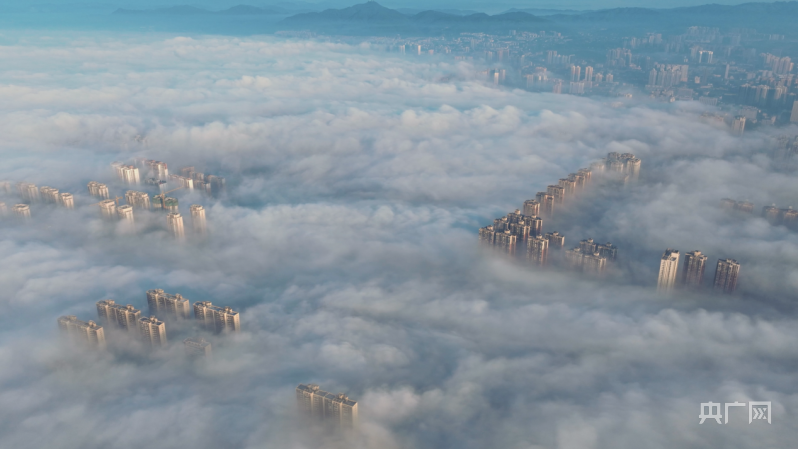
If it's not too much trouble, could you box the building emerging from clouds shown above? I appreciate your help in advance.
[13,204,30,220]
[113,162,140,184]
[97,300,141,332]
[296,384,358,429]
[682,250,708,288]
[87,181,109,199]
[59,193,74,209]
[184,337,212,357]
[713,259,740,294]
[139,316,167,347]
[146,289,191,319]
[99,199,117,220]
[527,236,548,265]
[167,212,185,239]
[40,186,59,204]
[657,249,680,292]
[125,190,151,210]
[57,316,106,348]
[16,182,39,203]
[190,204,207,235]
[117,205,134,223]
[194,301,240,333]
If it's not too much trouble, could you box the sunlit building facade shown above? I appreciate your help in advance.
[193,301,241,333]
[146,289,191,319]
[57,315,106,348]
[657,249,680,292]
[296,384,359,429]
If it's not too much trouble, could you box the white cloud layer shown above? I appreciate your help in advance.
[0,33,797,449]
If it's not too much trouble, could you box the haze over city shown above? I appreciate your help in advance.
[0,1,797,448]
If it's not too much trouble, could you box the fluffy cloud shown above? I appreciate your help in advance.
[0,34,796,449]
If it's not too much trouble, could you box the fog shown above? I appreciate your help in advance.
[0,34,797,449]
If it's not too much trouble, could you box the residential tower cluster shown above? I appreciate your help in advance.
[479,152,639,275]
[57,289,241,354]
[657,249,740,294]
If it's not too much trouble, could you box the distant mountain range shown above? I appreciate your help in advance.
[114,5,290,15]
[281,2,546,26]
[110,1,798,35]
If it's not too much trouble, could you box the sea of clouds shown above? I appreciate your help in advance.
[0,33,797,449]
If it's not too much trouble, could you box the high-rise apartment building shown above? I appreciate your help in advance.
[96,300,141,332]
[720,198,736,211]
[57,316,106,348]
[192,172,205,184]
[99,199,117,220]
[735,201,754,214]
[782,209,798,229]
[558,178,577,197]
[139,316,167,347]
[161,197,179,213]
[0,202,6,217]
[762,205,780,225]
[535,192,555,216]
[568,173,586,191]
[194,301,241,333]
[608,159,625,172]
[625,158,641,181]
[565,247,584,268]
[296,384,358,428]
[570,65,581,81]
[16,182,39,202]
[13,204,31,219]
[113,163,140,184]
[527,236,548,265]
[713,259,740,294]
[169,174,194,190]
[579,238,597,254]
[791,100,798,123]
[597,242,618,261]
[682,250,708,288]
[478,225,496,245]
[59,193,74,209]
[582,252,607,274]
[190,205,207,235]
[40,186,60,203]
[603,153,641,181]
[732,116,746,136]
[547,185,565,204]
[525,216,543,238]
[522,199,540,217]
[545,232,565,249]
[87,181,109,199]
[493,230,517,254]
[167,212,185,239]
[184,337,212,357]
[657,249,680,292]
[0,180,10,194]
[578,168,592,183]
[145,160,169,180]
[590,160,606,174]
[125,190,151,209]
[117,205,134,223]
[146,289,191,319]
[206,175,226,194]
